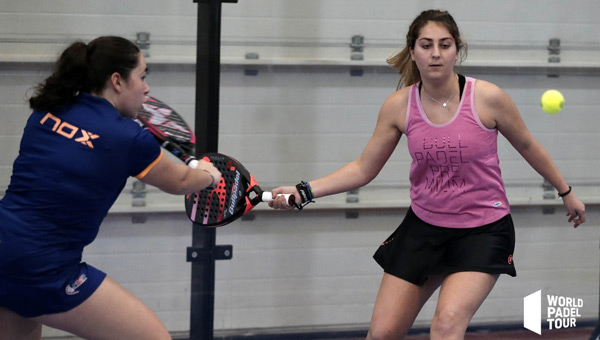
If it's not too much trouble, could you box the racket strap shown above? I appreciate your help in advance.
[295,181,315,210]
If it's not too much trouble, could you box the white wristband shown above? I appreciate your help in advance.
[187,159,199,169]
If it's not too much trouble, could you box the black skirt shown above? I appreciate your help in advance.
[373,207,516,286]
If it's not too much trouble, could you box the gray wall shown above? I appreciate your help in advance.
[1,1,599,338]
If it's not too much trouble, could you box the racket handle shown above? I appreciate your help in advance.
[261,192,293,207]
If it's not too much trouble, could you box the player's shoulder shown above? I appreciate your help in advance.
[473,78,512,107]
[472,78,519,127]
[474,78,510,96]
[377,85,412,132]
[381,85,411,111]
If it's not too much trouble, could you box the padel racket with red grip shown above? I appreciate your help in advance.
[185,153,293,227]
[137,96,198,167]
[137,97,292,225]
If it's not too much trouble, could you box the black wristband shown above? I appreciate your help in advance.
[295,181,315,210]
[558,186,572,198]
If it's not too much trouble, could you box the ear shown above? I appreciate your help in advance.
[410,48,415,61]
[109,72,124,93]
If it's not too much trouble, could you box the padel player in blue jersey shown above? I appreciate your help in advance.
[0,36,221,340]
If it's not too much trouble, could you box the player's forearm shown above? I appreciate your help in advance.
[143,162,215,195]
[174,167,216,195]
[310,161,373,198]
[518,139,569,193]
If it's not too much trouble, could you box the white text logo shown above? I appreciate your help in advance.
[523,290,583,335]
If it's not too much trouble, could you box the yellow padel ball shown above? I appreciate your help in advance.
[541,90,564,114]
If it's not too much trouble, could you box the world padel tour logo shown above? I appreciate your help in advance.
[524,290,584,335]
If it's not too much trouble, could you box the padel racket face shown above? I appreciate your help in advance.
[137,96,196,157]
[185,153,264,227]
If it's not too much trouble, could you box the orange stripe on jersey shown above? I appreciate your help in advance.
[135,149,164,179]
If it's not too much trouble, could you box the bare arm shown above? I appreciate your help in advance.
[476,80,585,227]
[271,90,406,206]
[139,154,222,195]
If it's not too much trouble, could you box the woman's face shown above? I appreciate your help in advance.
[410,21,459,82]
[118,54,150,118]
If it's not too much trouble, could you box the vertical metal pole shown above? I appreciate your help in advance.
[589,240,600,340]
[190,1,221,339]
[194,1,221,154]
[588,240,600,340]
[189,1,236,338]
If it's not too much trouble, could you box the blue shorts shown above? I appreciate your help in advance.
[0,262,106,318]
[373,207,516,286]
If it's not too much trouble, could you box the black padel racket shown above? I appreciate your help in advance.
[185,153,293,227]
[137,96,198,168]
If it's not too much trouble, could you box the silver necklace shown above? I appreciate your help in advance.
[426,91,454,108]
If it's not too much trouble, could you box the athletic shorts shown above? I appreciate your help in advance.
[373,207,516,286]
[0,262,106,318]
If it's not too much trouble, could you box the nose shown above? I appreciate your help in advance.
[432,45,441,59]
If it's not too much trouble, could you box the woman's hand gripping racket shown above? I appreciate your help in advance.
[137,96,293,226]
[137,95,199,168]
[185,153,295,227]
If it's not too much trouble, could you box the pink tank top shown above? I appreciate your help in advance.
[406,76,510,228]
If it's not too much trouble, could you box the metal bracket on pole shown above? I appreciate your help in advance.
[187,245,233,261]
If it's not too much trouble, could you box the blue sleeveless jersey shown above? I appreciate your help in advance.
[0,93,161,282]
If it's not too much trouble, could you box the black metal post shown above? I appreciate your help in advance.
[189,1,236,340]
[588,239,600,340]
